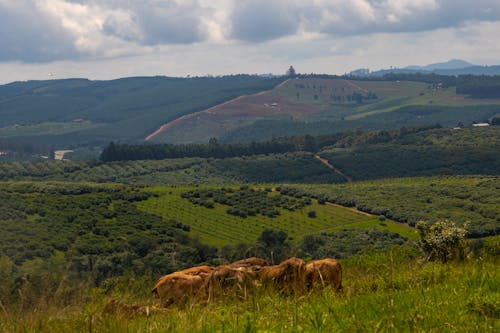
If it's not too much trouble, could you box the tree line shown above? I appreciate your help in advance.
[100,125,441,162]
[100,135,336,162]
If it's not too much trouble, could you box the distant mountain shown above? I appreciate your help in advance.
[406,59,475,71]
[351,59,500,77]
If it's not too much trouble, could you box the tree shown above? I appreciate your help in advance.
[286,66,296,78]
[257,229,290,264]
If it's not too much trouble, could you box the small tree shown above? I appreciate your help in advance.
[416,220,468,262]
[286,65,296,78]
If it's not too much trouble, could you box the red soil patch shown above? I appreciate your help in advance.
[145,79,324,141]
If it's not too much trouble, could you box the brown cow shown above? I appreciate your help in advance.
[305,258,342,291]
[229,257,268,269]
[259,257,306,295]
[178,265,214,277]
[152,272,206,307]
[206,265,258,301]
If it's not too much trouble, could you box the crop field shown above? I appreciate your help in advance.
[152,77,500,143]
[283,176,500,237]
[138,186,416,246]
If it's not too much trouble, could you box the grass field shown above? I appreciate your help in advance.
[1,248,497,332]
[138,186,417,246]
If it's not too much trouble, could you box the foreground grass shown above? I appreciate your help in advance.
[1,248,498,332]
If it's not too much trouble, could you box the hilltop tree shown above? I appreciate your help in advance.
[286,66,297,78]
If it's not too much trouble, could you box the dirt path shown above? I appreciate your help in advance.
[314,154,353,183]
[325,202,372,217]
[145,79,292,141]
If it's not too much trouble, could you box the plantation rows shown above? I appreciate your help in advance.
[138,186,408,246]
[283,176,500,237]
[0,152,342,185]
[0,159,204,182]
[181,186,312,218]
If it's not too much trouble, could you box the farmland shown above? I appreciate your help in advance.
[283,176,500,237]
[0,73,499,333]
[138,186,416,246]
[151,77,500,143]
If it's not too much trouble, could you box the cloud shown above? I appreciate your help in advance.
[229,0,300,42]
[1,0,500,64]
[101,0,208,45]
[314,0,500,35]
[0,0,78,62]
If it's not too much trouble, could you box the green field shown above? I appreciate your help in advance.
[283,176,500,237]
[138,186,417,246]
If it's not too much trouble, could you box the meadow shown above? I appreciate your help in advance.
[0,247,497,332]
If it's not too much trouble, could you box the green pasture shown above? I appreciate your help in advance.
[138,186,416,246]
[1,248,497,332]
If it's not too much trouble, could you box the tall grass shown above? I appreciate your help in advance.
[1,247,498,332]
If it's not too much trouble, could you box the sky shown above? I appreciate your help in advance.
[1,0,500,84]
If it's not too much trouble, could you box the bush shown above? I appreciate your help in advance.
[417,220,468,262]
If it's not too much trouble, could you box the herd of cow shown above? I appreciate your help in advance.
[152,257,342,307]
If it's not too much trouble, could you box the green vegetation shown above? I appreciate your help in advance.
[3,75,499,150]
[0,152,345,184]
[319,126,500,180]
[0,247,498,332]
[0,75,285,148]
[0,73,498,332]
[138,186,400,247]
[181,186,311,218]
[417,220,469,262]
[283,176,500,237]
[0,182,217,280]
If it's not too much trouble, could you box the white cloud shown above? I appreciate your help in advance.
[0,0,499,82]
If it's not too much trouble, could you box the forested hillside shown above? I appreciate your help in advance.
[0,75,284,149]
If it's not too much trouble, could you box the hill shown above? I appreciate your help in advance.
[0,75,284,149]
[1,74,499,154]
[318,126,500,181]
[357,59,500,76]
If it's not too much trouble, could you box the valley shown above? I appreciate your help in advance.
[0,73,498,332]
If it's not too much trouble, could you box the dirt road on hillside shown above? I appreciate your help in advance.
[314,154,353,183]
[145,79,292,141]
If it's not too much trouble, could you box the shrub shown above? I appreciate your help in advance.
[416,220,468,262]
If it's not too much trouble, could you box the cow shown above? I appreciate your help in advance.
[305,258,342,292]
[258,257,306,295]
[178,265,214,277]
[206,265,259,302]
[228,257,267,269]
[152,272,206,308]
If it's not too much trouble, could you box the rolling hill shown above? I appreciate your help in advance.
[1,75,499,155]
[149,77,500,144]
[0,75,285,148]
